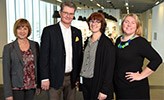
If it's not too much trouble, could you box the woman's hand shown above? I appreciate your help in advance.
[97,92,107,100]
[125,71,142,82]
[35,88,41,95]
[125,67,154,82]
[6,96,13,100]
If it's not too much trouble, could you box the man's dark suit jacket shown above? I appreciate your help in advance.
[39,22,83,89]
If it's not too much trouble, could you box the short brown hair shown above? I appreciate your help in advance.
[121,13,142,36]
[60,1,77,12]
[87,12,107,33]
[13,18,32,37]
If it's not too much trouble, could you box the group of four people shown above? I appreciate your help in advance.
[3,1,162,100]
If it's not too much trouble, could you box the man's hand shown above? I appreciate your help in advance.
[98,92,107,100]
[41,80,50,90]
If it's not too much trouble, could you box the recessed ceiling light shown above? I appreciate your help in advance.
[125,2,128,6]
[107,0,111,3]
[101,6,104,9]
[155,1,159,5]
[97,3,101,7]
[57,0,62,3]
[126,6,129,10]
[77,7,82,9]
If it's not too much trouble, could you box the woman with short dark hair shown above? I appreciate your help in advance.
[80,12,115,100]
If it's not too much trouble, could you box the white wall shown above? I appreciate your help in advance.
[141,10,152,42]
[0,0,7,84]
[152,2,164,61]
[149,2,164,86]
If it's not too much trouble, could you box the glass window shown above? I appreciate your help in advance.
[6,0,55,43]
[6,0,16,42]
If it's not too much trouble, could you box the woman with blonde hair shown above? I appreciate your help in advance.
[114,13,162,99]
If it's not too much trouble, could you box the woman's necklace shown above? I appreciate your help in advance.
[117,34,136,49]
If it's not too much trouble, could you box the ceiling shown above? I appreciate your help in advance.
[44,0,164,14]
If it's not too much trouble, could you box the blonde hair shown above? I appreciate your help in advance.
[13,18,31,37]
[121,13,142,36]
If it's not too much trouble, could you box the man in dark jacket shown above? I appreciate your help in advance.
[39,1,83,100]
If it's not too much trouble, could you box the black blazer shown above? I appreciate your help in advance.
[39,22,83,89]
[83,34,115,99]
[3,39,39,98]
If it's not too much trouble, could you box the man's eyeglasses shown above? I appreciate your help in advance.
[62,11,74,16]
[89,20,101,24]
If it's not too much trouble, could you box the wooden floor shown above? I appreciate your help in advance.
[0,85,3,100]
[0,86,164,100]
[1,62,164,100]
[0,85,83,100]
